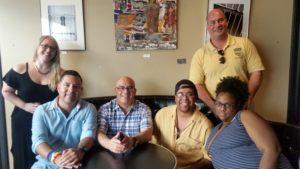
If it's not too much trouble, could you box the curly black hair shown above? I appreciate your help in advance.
[215,76,249,109]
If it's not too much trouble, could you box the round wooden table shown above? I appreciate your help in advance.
[80,143,177,169]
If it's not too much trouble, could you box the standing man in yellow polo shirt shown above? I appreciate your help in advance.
[189,8,264,113]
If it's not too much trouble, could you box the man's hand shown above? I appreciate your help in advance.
[108,132,126,153]
[120,135,136,152]
[109,132,136,153]
[55,148,84,169]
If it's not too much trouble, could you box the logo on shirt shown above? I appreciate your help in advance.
[233,48,242,57]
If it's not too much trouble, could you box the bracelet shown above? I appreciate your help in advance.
[47,150,62,164]
[46,150,54,162]
[51,151,62,164]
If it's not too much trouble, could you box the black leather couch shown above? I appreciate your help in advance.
[269,121,300,169]
[84,95,300,169]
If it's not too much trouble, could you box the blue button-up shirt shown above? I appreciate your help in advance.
[31,98,96,168]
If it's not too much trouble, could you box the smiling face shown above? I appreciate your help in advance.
[57,75,83,106]
[175,87,196,113]
[115,77,136,107]
[37,38,58,63]
[215,92,238,123]
[207,9,228,40]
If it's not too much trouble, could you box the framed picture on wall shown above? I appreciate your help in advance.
[40,0,85,50]
[113,0,177,51]
[206,0,251,41]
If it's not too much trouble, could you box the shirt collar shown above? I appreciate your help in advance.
[112,98,135,114]
[208,34,235,51]
[172,104,202,123]
[190,107,204,122]
[51,97,82,111]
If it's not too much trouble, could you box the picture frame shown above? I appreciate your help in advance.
[206,0,251,41]
[40,0,85,50]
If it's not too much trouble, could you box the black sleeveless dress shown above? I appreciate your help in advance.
[3,63,57,169]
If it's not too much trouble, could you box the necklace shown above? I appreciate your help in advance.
[34,63,51,75]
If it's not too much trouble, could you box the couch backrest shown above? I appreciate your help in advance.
[83,95,220,125]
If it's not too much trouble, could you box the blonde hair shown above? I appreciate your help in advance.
[33,35,62,91]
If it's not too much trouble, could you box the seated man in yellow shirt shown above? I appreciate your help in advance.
[152,79,213,169]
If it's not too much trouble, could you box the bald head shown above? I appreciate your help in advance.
[207,8,228,40]
[115,76,135,88]
[207,8,226,20]
[115,76,136,110]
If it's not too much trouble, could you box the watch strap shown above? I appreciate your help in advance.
[78,145,89,154]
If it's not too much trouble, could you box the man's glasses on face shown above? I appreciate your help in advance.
[217,50,225,64]
[176,92,194,98]
[116,86,135,91]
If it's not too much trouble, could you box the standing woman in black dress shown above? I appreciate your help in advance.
[2,35,62,169]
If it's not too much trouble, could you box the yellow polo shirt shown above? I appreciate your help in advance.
[189,35,265,99]
[152,105,213,169]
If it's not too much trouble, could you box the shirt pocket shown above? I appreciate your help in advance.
[69,119,82,138]
[177,136,203,153]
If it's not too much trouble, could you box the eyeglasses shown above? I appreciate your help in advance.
[116,86,135,91]
[176,92,194,98]
[214,101,235,110]
[40,44,57,51]
[217,50,225,64]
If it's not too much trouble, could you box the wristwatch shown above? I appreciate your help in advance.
[132,137,138,147]
[78,145,89,154]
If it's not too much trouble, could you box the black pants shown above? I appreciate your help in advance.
[11,111,36,169]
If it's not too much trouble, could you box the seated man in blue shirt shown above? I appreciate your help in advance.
[97,76,153,154]
[31,70,97,169]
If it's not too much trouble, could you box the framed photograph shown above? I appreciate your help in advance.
[207,0,251,40]
[40,0,85,50]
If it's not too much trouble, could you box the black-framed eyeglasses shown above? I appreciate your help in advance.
[217,50,225,64]
[176,92,194,98]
